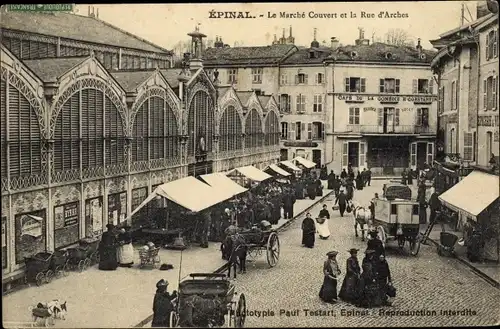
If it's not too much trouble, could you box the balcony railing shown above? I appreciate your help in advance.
[345,125,436,134]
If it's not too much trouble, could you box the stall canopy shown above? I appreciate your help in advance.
[293,156,316,169]
[200,173,248,197]
[280,160,302,172]
[266,164,291,177]
[439,170,499,219]
[127,176,231,219]
[227,166,272,182]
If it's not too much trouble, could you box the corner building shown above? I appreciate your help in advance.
[0,10,279,283]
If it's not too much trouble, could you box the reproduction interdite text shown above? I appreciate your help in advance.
[237,309,478,318]
[208,10,409,19]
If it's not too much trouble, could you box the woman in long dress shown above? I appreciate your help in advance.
[98,224,119,271]
[316,205,331,240]
[357,249,382,308]
[118,225,134,267]
[339,248,361,303]
[319,251,341,303]
[301,213,316,248]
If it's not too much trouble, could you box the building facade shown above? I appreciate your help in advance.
[1,12,279,283]
[326,35,437,175]
[431,10,498,169]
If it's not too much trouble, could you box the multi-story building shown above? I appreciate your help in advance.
[0,10,279,284]
[326,31,437,175]
[430,5,498,191]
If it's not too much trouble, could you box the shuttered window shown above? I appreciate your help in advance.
[219,106,242,152]
[187,91,213,156]
[47,43,57,57]
[21,40,30,59]
[150,97,164,159]
[81,89,104,168]
[10,38,21,58]
[54,93,79,171]
[8,83,42,176]
[1,79,7,178]
[105,99,125,165]
[264,111,280,146]
[132,101,149,162]
[463,132,473,161]
[244,109,263,149]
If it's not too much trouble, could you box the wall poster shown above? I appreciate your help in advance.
[54,202,80,249]
[15,209,46,264]
[85,197,103,237]
[108,192,127,226]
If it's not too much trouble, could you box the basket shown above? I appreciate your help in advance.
[316,217,326,224]
[440,232,458,248]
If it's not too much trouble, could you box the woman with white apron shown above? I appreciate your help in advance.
[316,204,331,240]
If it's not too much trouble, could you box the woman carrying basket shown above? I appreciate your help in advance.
[316,205,330,240]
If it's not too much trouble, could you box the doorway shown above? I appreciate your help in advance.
[312,150,322,169]
[417,143,427,170]
[348,142,359,167]
[383,108,395,133]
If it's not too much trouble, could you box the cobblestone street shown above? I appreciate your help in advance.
[229,180,500,327]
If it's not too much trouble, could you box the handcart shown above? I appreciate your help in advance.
[67,238,100,272]
[437,232,458,257]
[24,252,54,286]
[139,246,161,268]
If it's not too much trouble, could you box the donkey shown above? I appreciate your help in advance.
[226,233,248,279]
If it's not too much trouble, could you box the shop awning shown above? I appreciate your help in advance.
[227,166,272,182]
[127,176,231,218]
[266,164,291,177]
[200,173,248,197]
[280,160,302,172]
[439,170,499,218]
[293,156,316,169]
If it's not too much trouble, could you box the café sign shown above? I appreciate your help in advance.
[337,94,436,103]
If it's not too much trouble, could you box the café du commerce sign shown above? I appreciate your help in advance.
[337,94,437,104]
[20,214,43,238]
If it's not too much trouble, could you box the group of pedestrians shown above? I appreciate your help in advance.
[98,223,134,271]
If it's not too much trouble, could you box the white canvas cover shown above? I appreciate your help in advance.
[280,160,302,172]
[227,165,272,182]
[293,156,316,169]
[200,173,248,197]
[439,171,499,218]
[266,164,291,177]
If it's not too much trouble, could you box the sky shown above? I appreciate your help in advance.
[74,1,480,50]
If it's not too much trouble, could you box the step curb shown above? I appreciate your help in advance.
[134,190,334,328]
[425,237,500,289]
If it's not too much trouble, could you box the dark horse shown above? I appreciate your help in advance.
[353,205,370,241]
[222,233,247,279]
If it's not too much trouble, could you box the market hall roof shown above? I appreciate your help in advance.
[0,11,172,54]
[203,44,298,66]
[23,57,88,82]
[325,42,436,64]
[110,70,158,92]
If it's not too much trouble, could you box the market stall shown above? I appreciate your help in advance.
[278,160,302,177]
[200,173,248,198]
[264,164,291,178]
[226,165,273,188]
[293,156,316,169]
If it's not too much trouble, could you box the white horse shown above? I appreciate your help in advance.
[352,202,372,241]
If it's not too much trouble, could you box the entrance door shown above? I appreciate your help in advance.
[417,143,427,170]
[312,150,321,169]
[348,142,359,167]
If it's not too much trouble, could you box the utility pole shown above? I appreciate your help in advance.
[460,2,465,26]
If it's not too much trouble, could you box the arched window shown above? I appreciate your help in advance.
[81,89,104,169]
[219,106,242,152]
[244,109,263,149]
[264,111,280,146]
[187,90,214,156]
[1,76,42,179]
[132,96,178,162]
[105,97,126,166]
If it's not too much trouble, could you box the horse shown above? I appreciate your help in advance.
[353,203,371,241]
[225,233,248,279]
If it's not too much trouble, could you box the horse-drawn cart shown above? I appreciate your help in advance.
[170,273,246,328]
[371,184,421,256]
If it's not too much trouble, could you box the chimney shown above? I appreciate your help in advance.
[289,25,292,38]
[92,7,95,17]
[88,6,90,17]
[416,38,422,54]
[355,27,370,46]
[331,37,339,50]
[97,8,99,18]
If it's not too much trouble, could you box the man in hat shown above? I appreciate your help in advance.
[319,251,341,303]
[301,213,316,248]
[327,170,336,190]
[152,279,177,327]
[339,248,361,304]
[367,230,385,257]
[335,189,348,217]
[98,224,119,271]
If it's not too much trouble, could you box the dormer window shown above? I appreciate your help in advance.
[309,51,316,59]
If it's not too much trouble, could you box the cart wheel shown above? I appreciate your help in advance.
[410,238,421,256]
[55,265,62,277]
[84,258,92,268]
[45,270,54,283]
[169,311,179,327]
[63,261,70,276]
[35,272,45,286]
[93,252,100,264]
[266,232,280,268]
[78,260,86,272]
[376,226,386,249]
[234,294,246,328]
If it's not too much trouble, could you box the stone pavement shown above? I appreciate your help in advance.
[222,180,500,327]
[2,188,333,328]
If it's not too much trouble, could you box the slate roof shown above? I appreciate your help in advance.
[258,95,271,108]
[203,44,297,65]
[110,70,155,92]
[236,91,253,106]
[1,11,171,54]
[327,42,436,64]
[217,86,231,101]
[160,69,181,89]
[23,57,87,82]
[281,47,334,64]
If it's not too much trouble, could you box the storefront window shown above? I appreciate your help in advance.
[108,192,127,226]
[15,210,46,264]
[54,202,80,249]
[2,216,7,269]
[85,197,103,237]
[131,187,148,228]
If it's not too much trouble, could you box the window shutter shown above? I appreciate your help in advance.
[315,74,318,84]
[494,30,498,58]
[295,75,299,84]
[360,78,366,92]
[417,108,422,126]
[307,123,312,140]
[378,109,383,126]
[493,76,497,111]
[486,33,490,60]
[301,122,306,139]
[379,79,384,93]
[321,123,325,140]
[483,79,487,110]
[412,79,418,94]
[290,123,295,140]
[395,79,400,93]
[429,79,434,94]
[345,78,350,92]
[305,74,309,85]
[395,108,400,126]
[342,142,348,167]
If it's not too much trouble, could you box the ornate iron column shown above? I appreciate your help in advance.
[178,56,190,177]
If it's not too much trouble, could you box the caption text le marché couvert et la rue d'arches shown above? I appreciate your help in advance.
[208,10,409,19]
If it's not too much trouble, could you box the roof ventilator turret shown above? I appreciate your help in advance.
[385,52,393,60]
[350,51,358,59]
